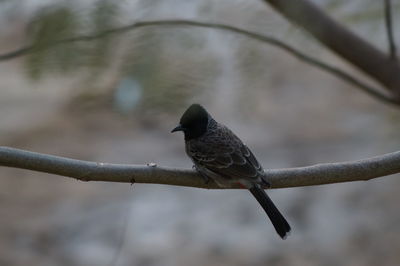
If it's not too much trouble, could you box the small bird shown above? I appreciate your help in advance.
[172,104,291,239]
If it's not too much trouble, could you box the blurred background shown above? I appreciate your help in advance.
[1,0,400,265]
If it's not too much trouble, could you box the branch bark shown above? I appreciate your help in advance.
[0,146,399,189]
[263,0,400,97]
[0,20,398,106]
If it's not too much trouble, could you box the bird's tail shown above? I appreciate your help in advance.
[249,185,291,239]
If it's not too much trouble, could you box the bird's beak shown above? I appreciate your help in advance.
[171,124,185,133]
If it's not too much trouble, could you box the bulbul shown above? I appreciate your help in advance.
[172,104,291,239]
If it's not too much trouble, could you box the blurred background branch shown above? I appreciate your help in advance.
[1,146,399,189]
[384,0,397,60]
[0,19,398,106]
[263,0,400,98]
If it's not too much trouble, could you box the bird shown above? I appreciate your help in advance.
[171,103,291,239]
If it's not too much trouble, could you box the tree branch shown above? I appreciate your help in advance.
[1,146,399,189]
[263,0,400,97]
[384,0,397,60]
[0,20,398,106]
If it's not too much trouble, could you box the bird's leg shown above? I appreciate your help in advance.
[193,165,210,184]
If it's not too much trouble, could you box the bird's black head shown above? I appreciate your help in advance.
[171,104,209,140]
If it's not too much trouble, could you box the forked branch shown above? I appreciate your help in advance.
[263,0,400,96]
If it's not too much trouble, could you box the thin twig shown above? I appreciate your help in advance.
[384,0,397,60]
[1,146,400,189]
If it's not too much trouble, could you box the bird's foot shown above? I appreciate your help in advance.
[201,174,210,184]
[198,171,210,184]
[261,178,272,189]
[193,165,210,184]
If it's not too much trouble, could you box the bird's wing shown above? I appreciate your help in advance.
[187,126,263,181]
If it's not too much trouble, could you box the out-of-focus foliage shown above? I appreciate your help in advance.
[86,0,118,76]
[121,28,220,114]
[26,1,119,80]
[21,0,399,113]
[27,6,81,79]
[20,0,400,81]
[24,1,219,112]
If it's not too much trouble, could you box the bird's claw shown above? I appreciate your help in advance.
[193,165,210,184]
[202,174,210,184]
[263,179,272,189]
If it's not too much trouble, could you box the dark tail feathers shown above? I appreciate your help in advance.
[249,186,291,239]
